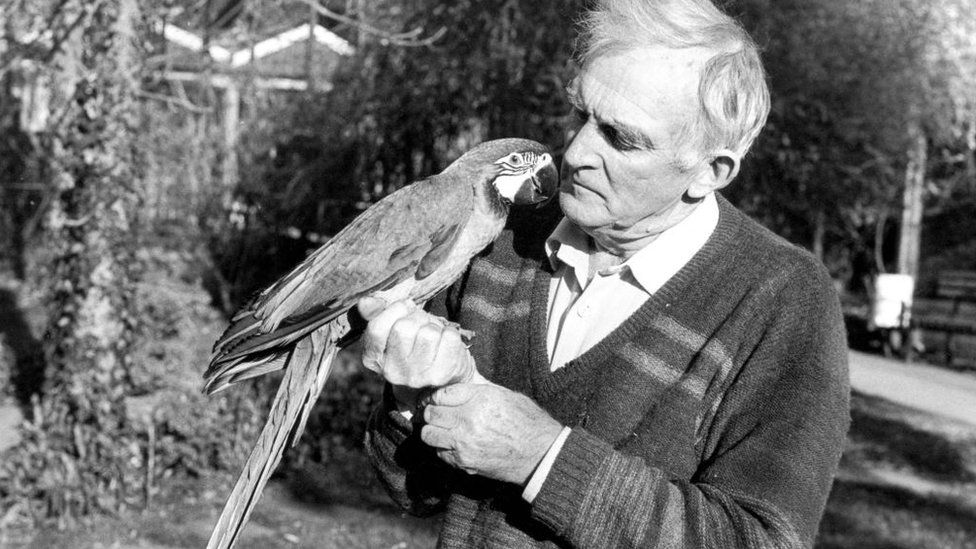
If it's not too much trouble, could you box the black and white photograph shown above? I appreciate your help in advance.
[0,0,974,547]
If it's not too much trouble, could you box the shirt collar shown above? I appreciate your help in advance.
[545,193,719,294]
[545,216,590,274]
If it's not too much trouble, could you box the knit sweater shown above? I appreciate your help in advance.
[364,194,851,549]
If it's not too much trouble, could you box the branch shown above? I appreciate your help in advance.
[135,89,212,114]
[40,0,106,63]
[0,0,105,73]
[297,0,446,47]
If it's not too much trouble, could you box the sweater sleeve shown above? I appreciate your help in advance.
[529,265,851,548]
[364,383,457,517]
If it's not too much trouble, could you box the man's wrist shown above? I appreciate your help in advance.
[522,426,572,503]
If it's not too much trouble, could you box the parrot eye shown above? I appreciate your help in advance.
[494,151,534,172]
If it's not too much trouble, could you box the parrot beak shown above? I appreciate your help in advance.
[511,153,558,207]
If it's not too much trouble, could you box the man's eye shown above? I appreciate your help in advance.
[599,123,637,151]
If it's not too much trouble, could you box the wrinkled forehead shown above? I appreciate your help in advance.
[570,47,706,134]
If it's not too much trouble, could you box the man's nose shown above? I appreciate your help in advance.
[562,121,598,170]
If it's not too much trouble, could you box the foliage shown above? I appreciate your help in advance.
[345,0,582,188]
[727,0,976,283]
[0,0,147,523]
[126,250,267,478]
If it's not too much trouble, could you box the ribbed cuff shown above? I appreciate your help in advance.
[530,428,611,535]
[522,426,572,502]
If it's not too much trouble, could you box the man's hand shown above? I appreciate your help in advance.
[421,383,563,486]
[358,297,485,409]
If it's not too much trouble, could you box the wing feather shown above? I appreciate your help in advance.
[206,175,475,380]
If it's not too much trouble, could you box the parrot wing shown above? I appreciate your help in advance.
[205,176,474,391]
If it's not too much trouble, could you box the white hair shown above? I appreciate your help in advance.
[578,0,770,159]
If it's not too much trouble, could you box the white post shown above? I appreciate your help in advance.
[221,82,240,191]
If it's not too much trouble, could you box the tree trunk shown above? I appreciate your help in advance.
[20,0,145,522]
[812,209,825,261]
[896,124,926,280]
[966,116,975,192]
[874,208,887,274]
[221,83,240,193]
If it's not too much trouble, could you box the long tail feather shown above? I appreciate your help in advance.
[206,322,343,549]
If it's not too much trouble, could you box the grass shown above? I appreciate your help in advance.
[5,390,974,548]
[816,391,976,549]
[4,447,439,549]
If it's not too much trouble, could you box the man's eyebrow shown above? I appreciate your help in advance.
[565,84,655,150]
[598,116,657,150]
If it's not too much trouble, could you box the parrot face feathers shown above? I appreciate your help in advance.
[490,150,558,206]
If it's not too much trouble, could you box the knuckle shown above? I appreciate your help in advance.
[427,369,454,387]
[364,321,386,342]
[453,443,475,469]
[390,316,418,337]
[432,385,452,404]
[441,328,462,346]
[437,449,459,468]
[389,300,413,316]
[415,324,442,348]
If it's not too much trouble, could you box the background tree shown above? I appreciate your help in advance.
[2,0,147,521]
[726,0,976,290]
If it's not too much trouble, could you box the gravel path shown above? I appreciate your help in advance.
[849,350,976,427]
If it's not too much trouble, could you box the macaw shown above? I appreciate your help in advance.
[203,138,558,549]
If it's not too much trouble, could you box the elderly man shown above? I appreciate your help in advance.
[360,0,850,547]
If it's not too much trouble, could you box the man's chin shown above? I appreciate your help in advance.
[558,193,604,229]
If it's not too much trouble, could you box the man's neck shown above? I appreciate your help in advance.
[584,197,703,260]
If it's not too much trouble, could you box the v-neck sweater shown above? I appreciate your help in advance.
[364,194,850,549]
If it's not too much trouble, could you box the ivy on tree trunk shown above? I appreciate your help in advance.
[3,0,146,524]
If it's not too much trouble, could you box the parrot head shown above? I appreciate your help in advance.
[448,138,558,207]
[489,148,558,206]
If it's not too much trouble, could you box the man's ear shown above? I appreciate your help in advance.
[687,150,740,199]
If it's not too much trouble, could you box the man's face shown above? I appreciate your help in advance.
[560,47,713,237]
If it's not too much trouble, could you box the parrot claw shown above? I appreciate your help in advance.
[440,320,475,342]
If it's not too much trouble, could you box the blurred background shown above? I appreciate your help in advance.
[0,0,974,547]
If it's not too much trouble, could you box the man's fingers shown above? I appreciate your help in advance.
[387,312,434,365]
[363,298,413,342]
[356,296,389,321]
[431,329,468,383]
[365,300,414,348]
[411,322,444,364]
[430,383,479,406]
[423,404,460,429]
[420,424,453,449]
[362,299,413,373]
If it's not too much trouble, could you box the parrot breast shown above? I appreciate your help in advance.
[406,188,508,303]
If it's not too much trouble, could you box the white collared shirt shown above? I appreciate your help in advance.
[523,193,719,502]
[544,193,720,371]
